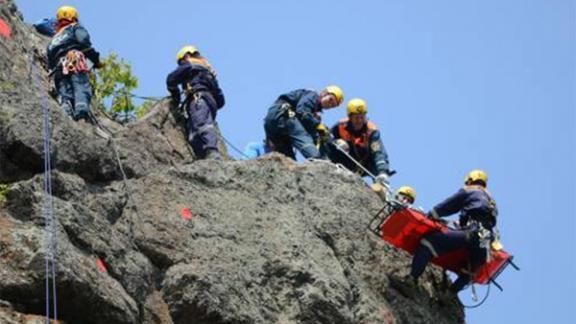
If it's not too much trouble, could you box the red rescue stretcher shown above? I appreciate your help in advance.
[369,201,518,289]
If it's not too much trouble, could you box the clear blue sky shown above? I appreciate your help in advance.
[17,0,575,323]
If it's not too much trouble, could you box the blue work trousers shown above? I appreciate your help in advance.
[264,105,320,159]
[55,71,92,121]
[186,92,219,158]
[411,229,487,292]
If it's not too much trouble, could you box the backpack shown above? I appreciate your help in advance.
[33,18,57,37]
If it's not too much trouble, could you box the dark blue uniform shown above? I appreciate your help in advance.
[47,23,101,121]
[327,120,391,176]
[264,89,323,159]
[411,185,498,291]
[166,60,225,158]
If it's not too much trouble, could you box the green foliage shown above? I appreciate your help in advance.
[0,81,17,91]
[90,53,150,121]
[0,183,10,207]
[135,100,155,118]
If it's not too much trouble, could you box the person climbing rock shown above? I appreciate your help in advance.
[263,86,343,160]
[46,6,103,123]
[166,45,225,160]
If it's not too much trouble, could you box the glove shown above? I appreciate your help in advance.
[375,173,389,186]
[333,138,349,152]
[316,123,329,134]
[316,124,331,143]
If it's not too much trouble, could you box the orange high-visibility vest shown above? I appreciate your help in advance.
[337,118,377,149]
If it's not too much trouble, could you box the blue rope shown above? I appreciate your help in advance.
[30,58,58,323]
[220,134,250,160]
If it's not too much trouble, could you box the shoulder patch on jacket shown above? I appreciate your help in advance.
[367,121,378,131]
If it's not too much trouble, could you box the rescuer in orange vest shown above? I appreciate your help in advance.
[327,98,392,185]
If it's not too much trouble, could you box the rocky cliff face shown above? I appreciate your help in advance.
[0,1,465,323]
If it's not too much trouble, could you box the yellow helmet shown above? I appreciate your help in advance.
[56,6,79,21]
[347,98,367,115]
[324,85,344,105]
[176,45,199,62]
[396,186,416,203]
[465,169,488,185]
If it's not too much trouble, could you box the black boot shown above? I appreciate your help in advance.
[389,275,419,298]
[205,149,222,160]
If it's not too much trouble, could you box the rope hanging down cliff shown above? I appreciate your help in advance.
[30,57,59,324]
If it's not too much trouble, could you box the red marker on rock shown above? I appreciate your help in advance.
[96,257,108,273]
[181,207,193,220]
[0,18,11,40]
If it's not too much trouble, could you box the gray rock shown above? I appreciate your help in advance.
[0,1,465,323]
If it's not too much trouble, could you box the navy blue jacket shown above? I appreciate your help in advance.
[166,61,225,109]
[270,89,322,139]
[430,185,498,230]
[46,23,100,70]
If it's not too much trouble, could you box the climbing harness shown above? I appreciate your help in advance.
[59,50,89,75]
[30,57,58,324]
